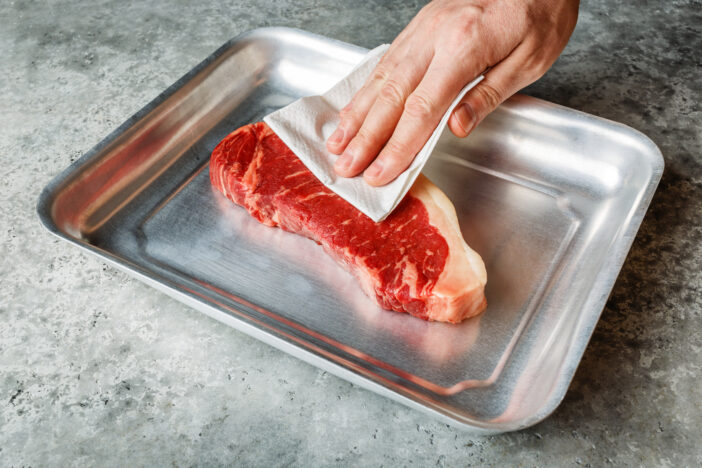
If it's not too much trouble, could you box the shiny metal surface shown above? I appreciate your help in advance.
[36,27,663,434]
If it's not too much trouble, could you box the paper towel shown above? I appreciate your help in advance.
[264,44,483,222]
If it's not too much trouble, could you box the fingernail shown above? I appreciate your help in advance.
[334,153,352,172]
[365,161,383,179]
[328,127,344,146]
[455,103,477,134]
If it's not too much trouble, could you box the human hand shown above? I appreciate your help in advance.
[327,0,579,186]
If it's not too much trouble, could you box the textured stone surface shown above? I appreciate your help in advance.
[1,0,700,466]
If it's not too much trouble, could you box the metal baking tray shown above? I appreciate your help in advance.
[37,27,663,434]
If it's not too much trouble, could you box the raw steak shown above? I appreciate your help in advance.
[210,122,487,323]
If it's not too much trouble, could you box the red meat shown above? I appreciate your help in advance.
[210,122,486,323]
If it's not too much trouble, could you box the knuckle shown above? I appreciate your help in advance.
[458,6,482,28]
[404,93,435,119]
[354,126,378,146]
[339,105,354,119]
[339,101,361,124]
[429,11,446,31]
[381,138,410,162]
[378,79,407,107]
[370,66,391,84]
[475,82,503,112]
[451,6,483,40]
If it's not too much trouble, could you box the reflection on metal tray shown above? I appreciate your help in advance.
[37,27,663,434]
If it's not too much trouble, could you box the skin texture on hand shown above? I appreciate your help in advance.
[327,0,579,186]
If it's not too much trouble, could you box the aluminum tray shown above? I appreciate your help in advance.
[37,27,663,434]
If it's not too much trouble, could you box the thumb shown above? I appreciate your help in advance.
[448,47,536,138]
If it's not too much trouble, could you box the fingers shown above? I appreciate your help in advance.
[327,0,578,189]
[447,42,548,138]
[363,59,468,186]
[326,59,396,156]
[327,5,436,180]
[326,40,410,157]
[333,55,430,178]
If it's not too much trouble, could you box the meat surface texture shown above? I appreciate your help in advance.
[210,122,487,323]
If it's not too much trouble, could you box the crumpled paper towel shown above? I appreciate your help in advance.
[264,44,483,222]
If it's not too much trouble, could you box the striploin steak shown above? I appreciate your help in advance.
[210,122,486,323]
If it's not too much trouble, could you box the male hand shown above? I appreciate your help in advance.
[327,0,579,186]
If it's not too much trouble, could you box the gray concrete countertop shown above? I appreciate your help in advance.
[2,1,700,466]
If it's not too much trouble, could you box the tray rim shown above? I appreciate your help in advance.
[36,27,664,434]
